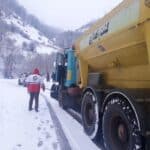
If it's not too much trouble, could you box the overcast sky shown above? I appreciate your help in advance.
[17,0,122,30]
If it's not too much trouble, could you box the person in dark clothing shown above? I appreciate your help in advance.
[26,68,45,112]
[29,92,39,112]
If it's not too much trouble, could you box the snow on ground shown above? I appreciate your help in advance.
[36,45,57,55]
[3,11,60,54]
[4,13,50,46]
[0,79,100,150]
[0,79,60,150]
[43,81,100,150]
[9,33,30,47]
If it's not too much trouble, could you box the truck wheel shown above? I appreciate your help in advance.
[102,93,144,150]
[58,88,67,110]
[81,90,100,140]
[50,84,58,100]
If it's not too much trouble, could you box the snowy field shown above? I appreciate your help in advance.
[0,79,100,150]
[0,79,60,150]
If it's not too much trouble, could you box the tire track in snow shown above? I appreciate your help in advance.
[41,94,72,150]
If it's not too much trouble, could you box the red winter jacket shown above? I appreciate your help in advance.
[26,69,44,93]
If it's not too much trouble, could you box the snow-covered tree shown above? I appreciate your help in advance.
[0,36,21,78]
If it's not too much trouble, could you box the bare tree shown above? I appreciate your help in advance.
[22,52,56,76]
[0,36,20,78]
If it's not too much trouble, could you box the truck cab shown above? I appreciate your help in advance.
[51,48,79,101]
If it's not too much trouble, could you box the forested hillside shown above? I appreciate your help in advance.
[0,0,60,78]
[0,0,62,39]
[0,0,94,78]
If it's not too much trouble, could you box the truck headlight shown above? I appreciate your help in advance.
[145,0,150,7]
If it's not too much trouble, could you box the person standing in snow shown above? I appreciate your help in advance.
[26,68,45,112]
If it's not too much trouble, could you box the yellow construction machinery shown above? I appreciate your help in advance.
[51,0,150,149]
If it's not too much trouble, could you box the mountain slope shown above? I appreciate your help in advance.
[0,10,60,55]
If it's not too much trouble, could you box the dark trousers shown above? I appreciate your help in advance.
[29,92,39,111]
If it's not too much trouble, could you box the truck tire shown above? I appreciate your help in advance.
[50,84,58,100]
[102,92,144,150]
[81,90,100,140]
[58,88,67,110]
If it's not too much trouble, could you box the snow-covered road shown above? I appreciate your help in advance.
[0,79,100,150]
[0,79,61,150]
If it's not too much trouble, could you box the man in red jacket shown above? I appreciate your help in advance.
[26,68,45,112]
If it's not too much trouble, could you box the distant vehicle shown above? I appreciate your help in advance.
[18,73,28,86]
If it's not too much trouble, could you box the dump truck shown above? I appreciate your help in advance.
[51,0,150,149]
